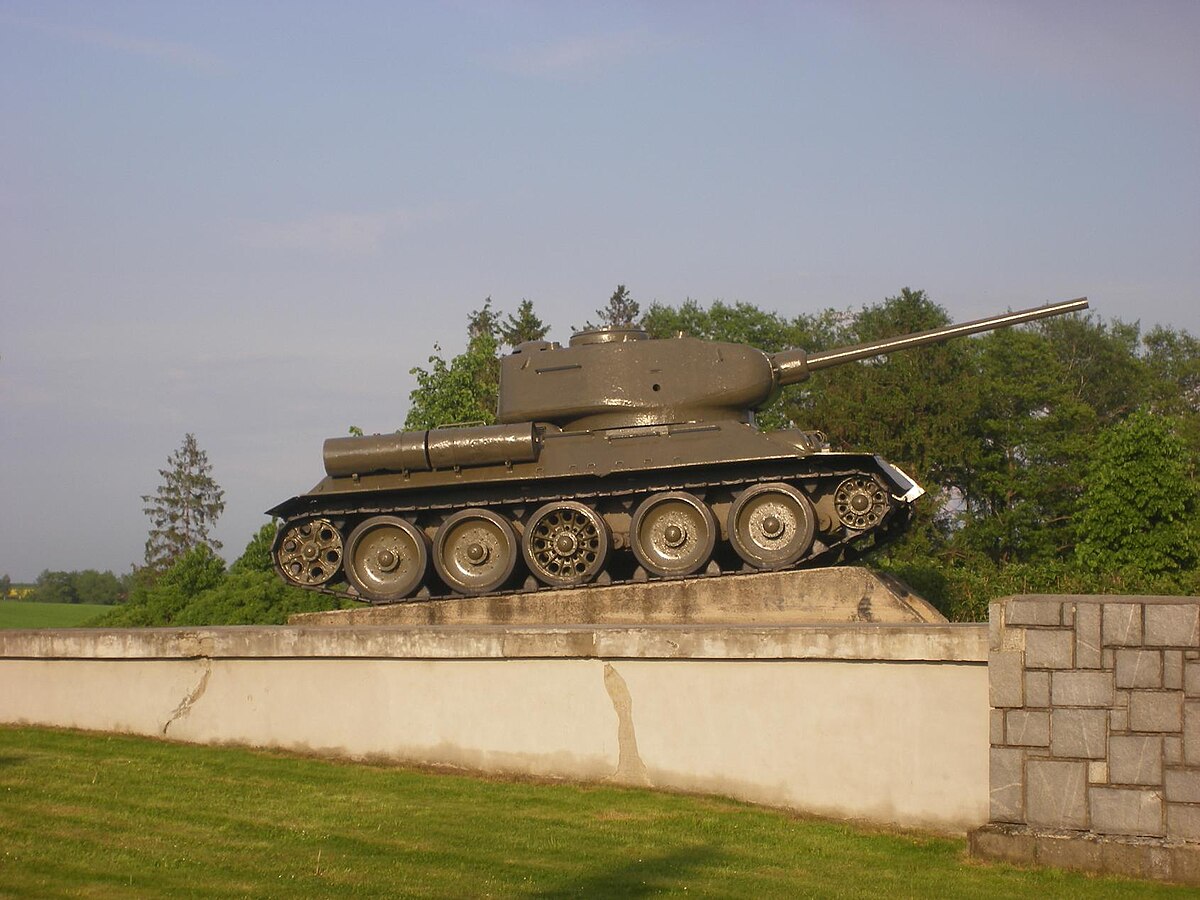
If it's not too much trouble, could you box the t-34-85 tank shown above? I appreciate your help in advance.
[268,297,1088,603]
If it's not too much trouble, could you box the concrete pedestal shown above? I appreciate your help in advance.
[290,565,944,627]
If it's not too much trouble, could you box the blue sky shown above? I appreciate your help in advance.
[2,1,1198,581]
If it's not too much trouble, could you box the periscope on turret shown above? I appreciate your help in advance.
[269,297,1088,603]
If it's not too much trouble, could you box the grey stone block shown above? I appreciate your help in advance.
[1164,650,1184,690]
[969,826,1035,865]
[1165,769,1200,803]
[1103,648,1114,668]
[1007,598,1063,626]
[1075,602,1103,669]
[1099,840,1153,878]
[1090,786,1164,837]
[989,650,1024,708]
[1129,691,1184,733]
[1186,662,1200,698]
[1144,604,1200,648]
[1006,709,1050,747]
[1062,603,1075,627]
[1115,649,1162,689]
[1025,671,1050,708]
[1112,707,1129,732]
[1036,832,1102,873]
[1089,760,1108,784]
[1148,845,1173,881]
[990,708,1005,744]
[1026,628,1074,669]
[1027,759,1088,829]
[1108,734,1162,786]
[989,602,1003,651]
[1168,803,1200,842]
[1051,708,1108,759]
[1166,736,1182,765]
[1052,671,1114,707]
[1185,701,1200,766]
[1103,603,1142,647]
[1172,844,1200,885]
[991,747,1025,823]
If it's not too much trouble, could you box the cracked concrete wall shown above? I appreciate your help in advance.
[0,628,987,832]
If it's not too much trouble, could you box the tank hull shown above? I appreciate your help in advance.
[269,423,923,603]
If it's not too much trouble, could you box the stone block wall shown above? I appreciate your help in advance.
[976,594,1200,883]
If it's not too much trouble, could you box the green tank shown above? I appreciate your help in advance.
[269,297,1088,603]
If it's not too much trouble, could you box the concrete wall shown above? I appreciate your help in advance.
[973,595,1200,884]
[0,622,988,832]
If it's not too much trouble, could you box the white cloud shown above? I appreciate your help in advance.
[1,13,229,75]
[497,29,665,77]
[235,210,415,256]
[860,0,1200,108]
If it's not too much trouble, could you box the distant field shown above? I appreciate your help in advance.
[0,600,109,628]
[0,726,1186,898]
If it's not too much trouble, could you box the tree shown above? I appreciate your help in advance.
[31,570,77,604]
[0,573,10,598]
[142,434,226,575]
[1075,409,1198,582]
[71,570,124,605]
[499,299,549,349]
[99,544,227,626]
[592,284,640,328]
[404,330,501,429]
[405,299,551,430]
[1141,325,1200,455]
[28,569,123,604]
[95,523,360,627]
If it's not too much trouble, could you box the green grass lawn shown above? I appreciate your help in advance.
[0,600,110,629]
[0,727,1187,898]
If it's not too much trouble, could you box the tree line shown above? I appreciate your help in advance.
[17,569,130,605]
[36,285,1196,626]
[405,287,1199,620]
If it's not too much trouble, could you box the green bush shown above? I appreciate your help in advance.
[96,524,362,627]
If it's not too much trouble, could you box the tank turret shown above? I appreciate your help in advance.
[496,298,1089,431]
[270,296,1088,603]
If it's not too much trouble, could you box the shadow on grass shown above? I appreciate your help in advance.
[531,843,722,897]
[0,754,25,767]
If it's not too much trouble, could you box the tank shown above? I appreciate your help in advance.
[269,297,1089,603]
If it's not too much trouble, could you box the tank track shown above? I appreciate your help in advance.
[274,457,913,605]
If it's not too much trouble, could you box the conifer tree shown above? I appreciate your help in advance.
[499,299,549,348]
[142,433,226,574]
[592,284,640,328]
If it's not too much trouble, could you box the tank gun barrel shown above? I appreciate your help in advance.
[770,297,1089,387]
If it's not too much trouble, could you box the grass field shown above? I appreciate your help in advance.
[0,600,110,629]
[0,727,1188,898]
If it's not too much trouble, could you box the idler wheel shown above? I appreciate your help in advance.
[834,476,890,531]
[727,482,816,570]
[522,501,609,587]
[629,491,716,578]
[275,518,343,587]
[433,508,518,595]
[344,516,429,603]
